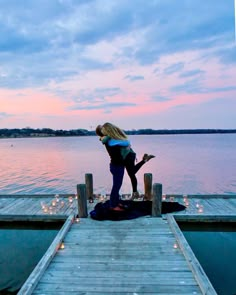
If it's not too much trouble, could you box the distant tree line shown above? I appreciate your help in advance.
[0,128,236,138]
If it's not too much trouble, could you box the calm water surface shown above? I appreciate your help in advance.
[0,134,235,195]
[0,222,62,294]
[180,222,236,295]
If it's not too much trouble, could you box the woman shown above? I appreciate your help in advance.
[96,125,126,211]
[99,122,155,200]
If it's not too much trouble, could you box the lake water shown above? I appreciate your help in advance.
[180,222,236,295]
[0,134,235,195]
[0,221,62,294]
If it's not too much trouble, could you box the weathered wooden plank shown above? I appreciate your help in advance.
[0,197,24,213]
[33,291,202,295]
[174,214,236,222]
[40,275,197,284]
[0,214,67,222]
[0,194,74,198]
[45,261,190,271]
[42,270,194,279]
[33,282,201,293]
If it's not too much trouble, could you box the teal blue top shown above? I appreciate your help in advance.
[101,136,135,159]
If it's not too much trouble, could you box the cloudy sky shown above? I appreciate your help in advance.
[0,0,235,130]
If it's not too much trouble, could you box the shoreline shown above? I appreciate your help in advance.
[1,128,236,140]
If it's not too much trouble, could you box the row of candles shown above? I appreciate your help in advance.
[40,194,76,214]
[162,194,204,213]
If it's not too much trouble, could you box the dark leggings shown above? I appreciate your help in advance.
[124,152,145,193]
[109,163,125,208]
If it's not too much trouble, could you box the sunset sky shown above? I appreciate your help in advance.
[0,0,235,130]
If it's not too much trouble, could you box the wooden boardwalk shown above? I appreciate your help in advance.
[30,218,206,295]
[1,194,236,294]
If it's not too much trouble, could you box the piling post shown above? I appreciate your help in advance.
[144,173,152,200]
[85,173,93,202]
[77,184,88,218]
[152,183,162,217]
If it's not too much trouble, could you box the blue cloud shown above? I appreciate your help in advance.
[179,69,205,78]
[133,0,234,64]
[151,95,171,102]
[215,46,236,64]
[0,112,13,119]
[72,87,122,103]
[171,78,236,94]
[68,101,136,111]
[0,0,234,91]
[163,62,185,75]
[124,75,144,81]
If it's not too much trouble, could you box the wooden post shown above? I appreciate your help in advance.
[85,173,93,201]
[152,183,162,217]
[144,173,152,200]
[77,184,88,218]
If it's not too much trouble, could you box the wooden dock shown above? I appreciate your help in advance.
[1,193,236,294]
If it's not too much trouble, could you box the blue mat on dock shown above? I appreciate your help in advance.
[90,200,186,221]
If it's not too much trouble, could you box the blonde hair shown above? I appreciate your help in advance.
[101,122,128,140]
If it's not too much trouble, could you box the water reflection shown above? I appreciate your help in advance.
[0,134,235,195]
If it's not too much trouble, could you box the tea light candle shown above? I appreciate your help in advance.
[198,205,204,213]
[51,199,56,206]
[68,196,73,203]
[183,195,187,200]
[41,202,46,209]
[173,243,178,249]
[185,200,189,206]
[162,195,166,201]
[55,194,60,202]
[43,206,48,213]
[60,242,65,249]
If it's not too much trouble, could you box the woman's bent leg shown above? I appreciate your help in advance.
[109,164,125,208]
[125,153,138,192]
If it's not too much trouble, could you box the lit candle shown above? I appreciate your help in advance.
[173,243,178,249]
[43,206,48,213]
[60,242,65,249]
[41,202,46,209]
[185,200,189,207]
[51,199,56,206]
[55,194,60,202]
[68,196,73,203]
[162,195,166,201]
[198,205,203,213]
